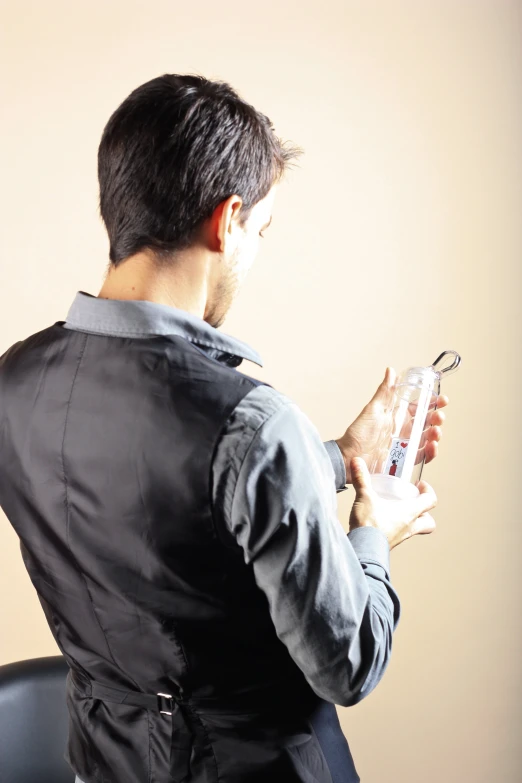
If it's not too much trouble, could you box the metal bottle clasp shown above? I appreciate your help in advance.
[431,350,461,377]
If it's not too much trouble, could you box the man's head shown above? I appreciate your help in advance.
[97,74,302,327]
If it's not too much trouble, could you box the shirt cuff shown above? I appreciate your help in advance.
[347,526,391,578]
[323,439,348,493]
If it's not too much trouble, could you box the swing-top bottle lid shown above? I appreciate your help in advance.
[429,349,461,377]
[398,350,462,390]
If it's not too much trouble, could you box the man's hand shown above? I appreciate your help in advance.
[336,367,449,484]
[349,456,437,550]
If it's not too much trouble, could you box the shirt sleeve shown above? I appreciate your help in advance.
[322,438,349,493]
[211,384,401,708]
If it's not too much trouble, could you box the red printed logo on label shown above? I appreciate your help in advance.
[384,438,410,478]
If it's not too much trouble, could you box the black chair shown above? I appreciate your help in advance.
[0,655,75,783]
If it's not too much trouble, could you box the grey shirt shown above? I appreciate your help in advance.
[63,291,400,719]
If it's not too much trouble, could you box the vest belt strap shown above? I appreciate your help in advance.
[70,669,195,783]
[90,679,176,715]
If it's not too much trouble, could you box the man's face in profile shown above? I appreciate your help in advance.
[205,184,277,328]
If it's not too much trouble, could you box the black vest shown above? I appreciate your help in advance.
[0,323,360,783]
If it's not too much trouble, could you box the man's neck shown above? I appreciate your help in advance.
[98,250,209,320]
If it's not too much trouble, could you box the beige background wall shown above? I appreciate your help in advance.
[1,1,521,781]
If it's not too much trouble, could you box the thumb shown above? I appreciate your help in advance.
[370,366,396,403]
[384,366,396,389]
[350,457,371,495]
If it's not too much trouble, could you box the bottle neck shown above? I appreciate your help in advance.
[398,366,440,391]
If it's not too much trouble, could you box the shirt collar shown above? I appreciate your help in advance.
[63,291,263,368]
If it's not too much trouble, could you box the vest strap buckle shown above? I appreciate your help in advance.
[157,692,174,715]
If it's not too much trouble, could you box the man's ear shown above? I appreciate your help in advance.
[206,194,243,253]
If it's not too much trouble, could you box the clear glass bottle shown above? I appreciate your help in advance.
[369,350,461,500]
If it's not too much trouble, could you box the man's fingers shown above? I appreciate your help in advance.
[428,409,446,427]
[408,395,449,420]
[424,440,438,464]
[412,481,437,515]
[426,425,442,442]
[369,366,396,405]
[411,512,436,536]
[380,366,396,389]
[350,457,372,494]
[424,425,442,464]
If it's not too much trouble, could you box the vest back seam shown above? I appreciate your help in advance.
[60,332,144,697]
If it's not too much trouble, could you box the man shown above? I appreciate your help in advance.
[0,74,446,783]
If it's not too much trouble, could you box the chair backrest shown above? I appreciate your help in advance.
[0,655,75,783]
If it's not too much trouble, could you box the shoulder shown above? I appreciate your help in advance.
[212,384,299,494]
[211,384,335,526]
[218,382,325,460]
[224,382,295,434]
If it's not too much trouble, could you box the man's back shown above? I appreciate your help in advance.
[0,307,382,782]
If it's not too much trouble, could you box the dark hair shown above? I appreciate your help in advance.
[97,73,303,266]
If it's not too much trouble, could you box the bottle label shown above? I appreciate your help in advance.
[384,438,410,479]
